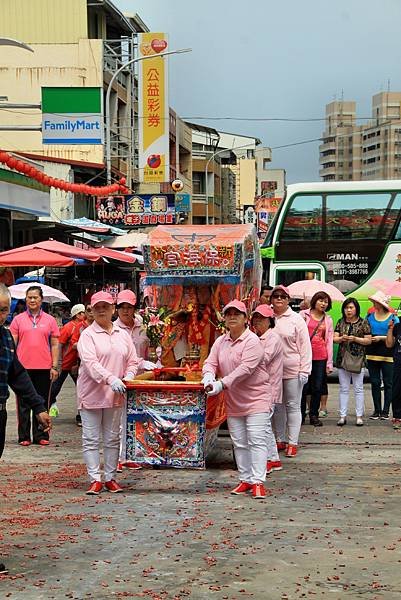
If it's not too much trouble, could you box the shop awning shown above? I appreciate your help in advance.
[60,217,126,236]
[102,231,148,249]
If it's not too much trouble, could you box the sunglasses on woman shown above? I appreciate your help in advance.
[271,294,289,300]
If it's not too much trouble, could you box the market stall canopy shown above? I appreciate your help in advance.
[9,282,70,303]
[102,231,148,249]
[143,224,262,286]
[60,217,126,236]
[0,240,102,267]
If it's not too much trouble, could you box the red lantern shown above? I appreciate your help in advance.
[7,157,17,169]
[119,177,126,185]
[0,151,9,163]
[42,176,50,186]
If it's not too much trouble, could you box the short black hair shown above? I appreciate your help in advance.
[310,291,332,311]
[26,285,43,299]
[341,297,360,319]
[260,285,273,295]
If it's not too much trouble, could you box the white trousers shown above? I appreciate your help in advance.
[81,407,122,483]
[119,399,127,462]
[338,368,365,417]
[266,406,279,462]
[227,412,270,484]
[272,378,303,446]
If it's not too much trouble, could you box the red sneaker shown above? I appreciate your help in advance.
[116,462,123,473]
[230,481,253,495]
[105,479,123,493]
[19,440,31,446]
[276,441,286,452]
[38,439,50,446]
[285,444,297,457]
[252,483,267,500]
[123,461,142,470]
[266,460,282,474]
[86,481,103,495]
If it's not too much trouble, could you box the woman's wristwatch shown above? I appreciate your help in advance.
[51,366,59,372]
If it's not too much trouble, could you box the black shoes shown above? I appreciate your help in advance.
[0,563,8,575]
[309,415,323,427]
[369,412,380,420]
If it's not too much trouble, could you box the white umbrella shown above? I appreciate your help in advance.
[287,280,346,302]
[9,283,70,303]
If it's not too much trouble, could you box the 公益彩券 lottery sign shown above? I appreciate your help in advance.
[138,33,169,183]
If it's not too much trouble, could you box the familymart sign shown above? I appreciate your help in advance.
[42,87,103,145]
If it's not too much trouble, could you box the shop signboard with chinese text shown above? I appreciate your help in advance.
[255,196,282,241]
[95,194,176,227]
[138,33,169,183]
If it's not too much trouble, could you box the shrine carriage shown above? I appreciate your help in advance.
[124,224,262,468]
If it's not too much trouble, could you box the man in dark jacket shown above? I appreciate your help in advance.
[0,283,51,575]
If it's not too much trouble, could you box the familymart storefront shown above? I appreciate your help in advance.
[0,168,50,250]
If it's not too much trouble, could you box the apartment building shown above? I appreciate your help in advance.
[320,92,401,181]
[217,131,272,222]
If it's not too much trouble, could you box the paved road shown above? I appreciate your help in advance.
[1,379,401,599]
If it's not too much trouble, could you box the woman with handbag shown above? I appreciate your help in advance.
[300,291,334,427]
[334,298,371,426]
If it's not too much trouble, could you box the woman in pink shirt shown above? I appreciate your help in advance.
[251,304,284,475]
[202,300,271,500]
[271,285,312,458]
[114,289,156,471]
[77,291,139,495]
[300,291,334,427]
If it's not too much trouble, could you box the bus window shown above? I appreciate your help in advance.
[326,193,399,240]
[280,195,323,241]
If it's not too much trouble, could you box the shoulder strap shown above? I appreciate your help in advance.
[309,316,324,341]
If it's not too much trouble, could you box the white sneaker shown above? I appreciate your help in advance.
[337,416,346,426]
[356,417,364,427]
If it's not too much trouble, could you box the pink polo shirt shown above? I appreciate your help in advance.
[259,329,284,405]
[114,315,149,360]
[203,328,272,417]
[273,308,312,379]
[77,321,139,410]
[10,310,60,370]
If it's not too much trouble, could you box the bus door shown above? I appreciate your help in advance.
[270,262,326,287]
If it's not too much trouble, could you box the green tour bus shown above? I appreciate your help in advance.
[260,179,401,321]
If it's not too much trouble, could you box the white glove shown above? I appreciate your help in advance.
[201,373,215,389]
[142,360,158,371]
[110,378,126,394]
[207,380,224,397]
[124,372,135,381]
[298,373,309,386]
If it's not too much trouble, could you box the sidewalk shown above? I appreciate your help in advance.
[2,380,401,599]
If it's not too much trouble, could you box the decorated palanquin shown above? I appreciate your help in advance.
[125,225,262,467]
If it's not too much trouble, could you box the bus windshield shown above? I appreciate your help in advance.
[273,190,401,289]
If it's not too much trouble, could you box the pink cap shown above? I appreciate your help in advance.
[252,304,274,318]
[272,285,290,297]
[222,299,247,315]
[117,289,137,306]
[90,291,115,306]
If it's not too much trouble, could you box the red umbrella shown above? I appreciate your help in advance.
[0,248,74,267]
[92,247,137,264]
[0,240,102,267]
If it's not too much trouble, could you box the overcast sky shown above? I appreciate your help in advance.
[117,0,401,183]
